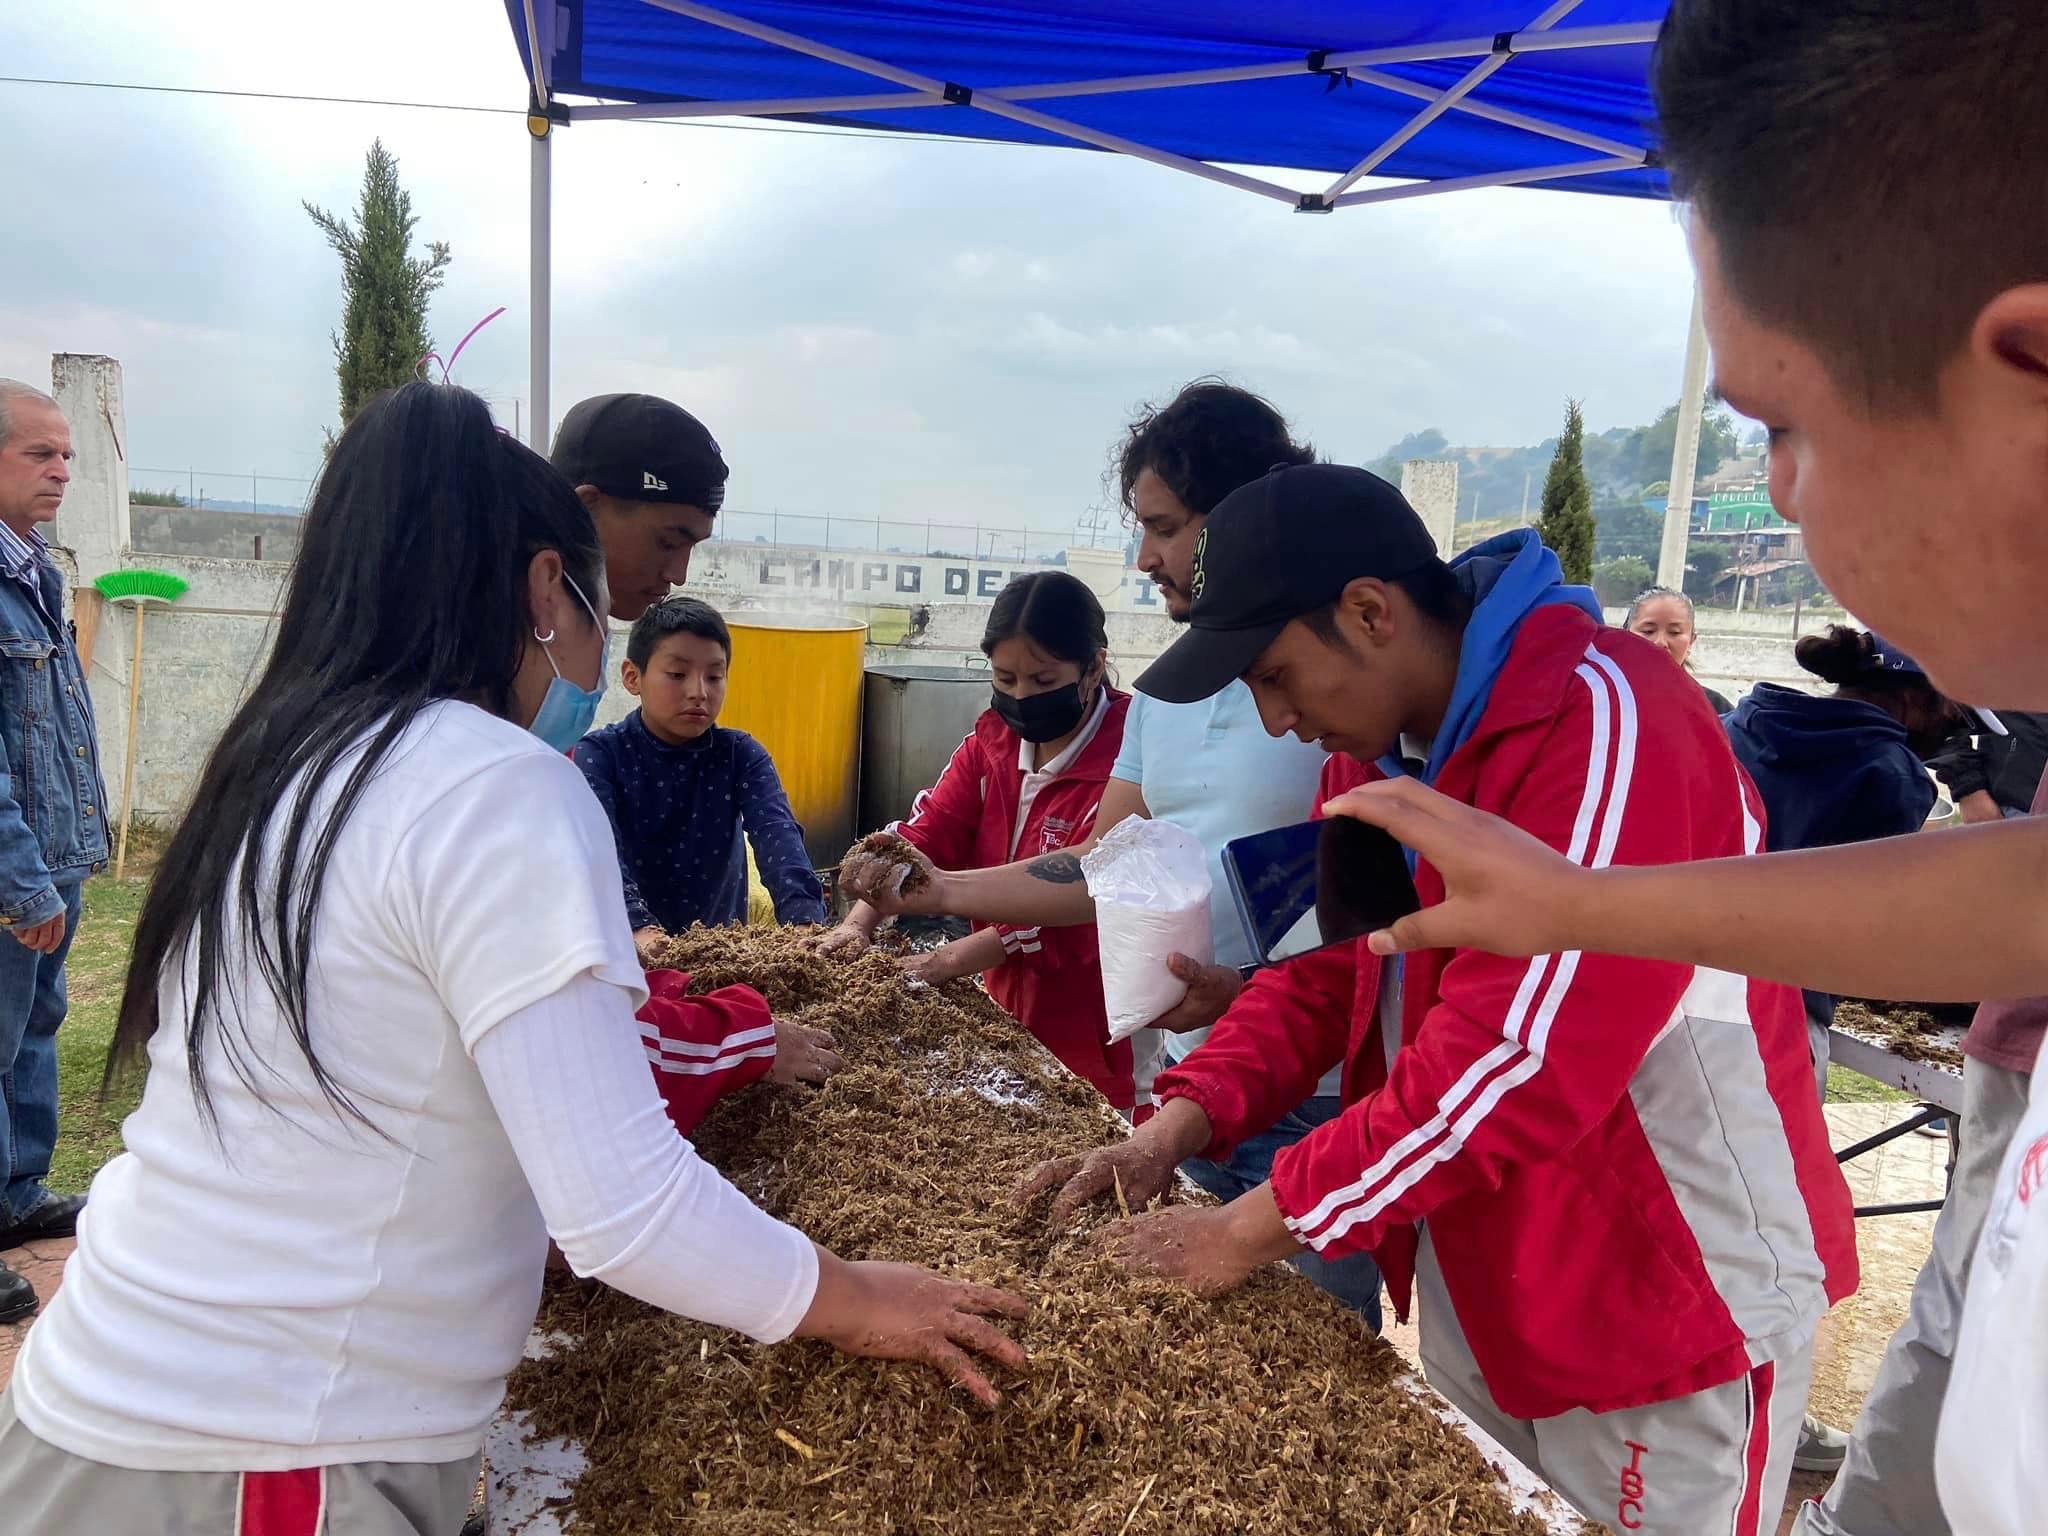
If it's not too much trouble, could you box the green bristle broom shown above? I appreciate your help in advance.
[91,568,189,879]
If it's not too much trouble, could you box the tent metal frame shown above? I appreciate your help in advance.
[518,0,1702,582]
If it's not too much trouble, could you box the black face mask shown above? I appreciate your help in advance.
[992,681,1090,744]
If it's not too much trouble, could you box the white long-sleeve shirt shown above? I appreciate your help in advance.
[13,701,815,1472]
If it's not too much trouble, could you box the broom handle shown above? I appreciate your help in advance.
[74,587,104,675]
[117,602,145,881]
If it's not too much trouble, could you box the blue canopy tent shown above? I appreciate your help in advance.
[502,0,1704,580]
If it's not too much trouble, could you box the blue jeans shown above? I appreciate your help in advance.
[1183,1094,1385,1332]
[0,883,81,1225]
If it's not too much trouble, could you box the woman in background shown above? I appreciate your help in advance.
[822,573,1135,1114]
[1627,586,1733,712]
[1727,625,1968,1088]
[1723,624,1975,1478]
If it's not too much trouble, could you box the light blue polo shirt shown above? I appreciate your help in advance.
[1110,680,1340,1092]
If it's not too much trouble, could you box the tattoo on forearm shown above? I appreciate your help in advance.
[1027,852,1087,885]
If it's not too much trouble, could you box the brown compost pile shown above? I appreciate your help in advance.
[503,925,1579,1536]
[1833,1000,1966,1068]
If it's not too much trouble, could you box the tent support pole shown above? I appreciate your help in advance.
[529,118,552,451]
[1657,287,1710,591]
[1328,154,1641,208]
[628,0,1302,205]
[1322,0,1586,200]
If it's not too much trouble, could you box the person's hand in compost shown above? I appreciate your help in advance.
[1098,1184,1300,1298]
[812,916,874,959]
[898,928,1003,988]
[1019,1097,1213,1228]
[837,838,948,918]
[632,925,667,967]
[769,1020,842,1086]
[1146,952,1242,1033]
[796,1254,1029,1406]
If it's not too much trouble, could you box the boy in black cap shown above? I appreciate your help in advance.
[551,393,728,621]
[1027,464,1856,1535]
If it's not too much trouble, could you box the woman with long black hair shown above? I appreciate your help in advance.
[0,385,1021,1534]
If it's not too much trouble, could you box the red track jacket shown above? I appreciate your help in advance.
[895,691,1135,1109]
[637,969,777,1135]
[1156,608,1857,1419]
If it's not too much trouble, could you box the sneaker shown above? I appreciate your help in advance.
[1794,1413,1850,1473]
[1915,1114,1952,1139]
[0,1259,37,1325]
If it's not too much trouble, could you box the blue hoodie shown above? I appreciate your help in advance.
[1725,682,1936,1036]
[1378,529,1605,788]
[1724,683,1936,856]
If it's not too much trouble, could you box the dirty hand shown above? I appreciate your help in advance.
[1148,953,1242,1033]
[898,949,956,986]
[1321,778,1584,958]
[838,843,946,918]
[798,1252,1030,1407]
[8,912,68,955]
[1016,1098,1212,1230]
[1098,1205,1261,1298]
[770,1020,844,1086]
[633,926,668,967]
[812,921,874,960]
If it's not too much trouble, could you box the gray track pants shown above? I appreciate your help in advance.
[1794,1054,2032,1536]
[1416,1232,1813,1535]
[0,1391,478,1536]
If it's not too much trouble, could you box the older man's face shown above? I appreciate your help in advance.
[0,401,73,532]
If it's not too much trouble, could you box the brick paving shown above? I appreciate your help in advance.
[1,1235,76,1392]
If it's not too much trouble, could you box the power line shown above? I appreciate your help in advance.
[0,73,1018,148]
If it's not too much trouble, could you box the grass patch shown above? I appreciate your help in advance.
[1826,1063,1914,1105]
[49,876,146,1194]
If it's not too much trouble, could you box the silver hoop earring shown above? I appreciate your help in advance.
[534,626,556,644]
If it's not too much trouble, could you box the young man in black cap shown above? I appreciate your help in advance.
[551,393,729,621]
[1027,464,1857,1535]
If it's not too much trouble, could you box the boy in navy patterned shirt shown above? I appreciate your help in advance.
[577,598,827,963]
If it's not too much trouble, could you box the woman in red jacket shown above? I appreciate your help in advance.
[822,572,1135,1112]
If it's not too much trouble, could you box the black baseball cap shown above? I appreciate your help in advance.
[550,393,729,513]
[1136,464,1439,704]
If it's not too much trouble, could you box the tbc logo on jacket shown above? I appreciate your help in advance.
[1038,815,1076,854]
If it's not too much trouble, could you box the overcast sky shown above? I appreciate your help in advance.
[1,0,1710,539]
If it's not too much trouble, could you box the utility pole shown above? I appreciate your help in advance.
[1657,287,1710,590]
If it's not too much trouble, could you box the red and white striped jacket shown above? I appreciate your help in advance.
[895,691,1135,1109]
[637,969,777,1136]
[1157,606,1858,1419]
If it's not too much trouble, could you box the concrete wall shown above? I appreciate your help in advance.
[94,588,1831,823]
[688,538,1176,617]
[130,505,302,563]
[1402,460,1460,555]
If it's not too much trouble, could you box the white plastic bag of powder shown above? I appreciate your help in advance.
[1082,816,1214,1043]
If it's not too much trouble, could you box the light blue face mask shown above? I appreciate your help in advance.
[527,571,610,753]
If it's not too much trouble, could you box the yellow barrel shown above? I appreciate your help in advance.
[720,614,867,870]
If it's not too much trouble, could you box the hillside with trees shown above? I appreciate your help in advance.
[1364,397,1744,567]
